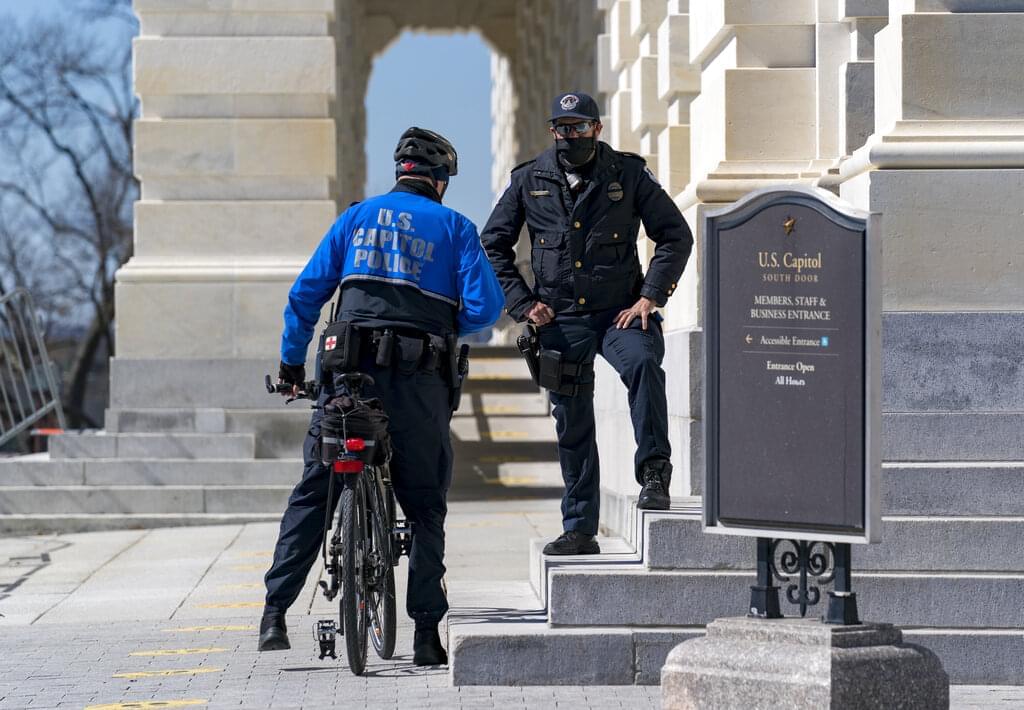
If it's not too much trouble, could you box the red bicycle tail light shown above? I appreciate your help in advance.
[333,459,364,474]
[344,438,366,452]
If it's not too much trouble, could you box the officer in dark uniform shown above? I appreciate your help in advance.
[259,128,504,664]
[481,92,692,556]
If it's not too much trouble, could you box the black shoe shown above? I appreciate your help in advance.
[258,613,290,651]
[413,627,448,666]
[637,459,672,511]
[542,531,600,556]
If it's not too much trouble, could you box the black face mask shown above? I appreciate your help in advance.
[555,136,596,169]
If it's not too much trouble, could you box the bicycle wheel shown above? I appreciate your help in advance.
[367,471,397,659]
[339,476,368,675]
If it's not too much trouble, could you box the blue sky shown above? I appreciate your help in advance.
[0,3,496,227]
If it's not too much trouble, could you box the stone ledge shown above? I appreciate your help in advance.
[134,37,335,96]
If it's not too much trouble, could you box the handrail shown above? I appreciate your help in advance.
[0,288,66,448]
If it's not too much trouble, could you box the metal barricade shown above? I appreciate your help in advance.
[0,289,66,448]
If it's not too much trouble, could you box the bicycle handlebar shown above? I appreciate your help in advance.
[264,374,319,403]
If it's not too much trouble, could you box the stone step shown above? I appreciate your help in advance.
[643,513,1024,572]
[50,432,255,460]
[547,568,1024,629]
[529,536,638,601]
[885,461,1024,515]
[0,456,302,486]
[452,392,550,417]
[883,412,1024,461]
[447,583,1024,685]
[450,414,556,444]
[0,512,282,534]
[0,484,291,515]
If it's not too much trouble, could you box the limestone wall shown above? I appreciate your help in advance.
[594,0,1024,503]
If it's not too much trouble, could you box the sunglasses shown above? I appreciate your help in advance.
[552,120,597,137]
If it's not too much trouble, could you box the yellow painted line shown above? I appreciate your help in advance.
[232,551,272,558]
[485,476,540,486]
[113,668,223,679]
[481,431,529,439]
[86,700,207,709]
[481,405,523,414]
[163,625,254,633]
[216,583,262,591]
[129,648,227,657]
[228,564,265,572]
[478,455,533,463]
[194,601,263,609]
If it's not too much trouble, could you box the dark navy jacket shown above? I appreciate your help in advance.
[481,142,692,321]
[280,181,504,365]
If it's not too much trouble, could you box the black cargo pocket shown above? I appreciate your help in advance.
[531,231,567,290]
[589,227,632,268]
[304,424,321,465]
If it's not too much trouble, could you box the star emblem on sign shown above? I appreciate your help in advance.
[325,336,337,351]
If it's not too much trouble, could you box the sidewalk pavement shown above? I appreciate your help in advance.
[0,499,1021,709]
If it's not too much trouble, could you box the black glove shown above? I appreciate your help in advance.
[278,361,306,388]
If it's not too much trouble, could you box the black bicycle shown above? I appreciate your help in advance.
[265,372,410,676]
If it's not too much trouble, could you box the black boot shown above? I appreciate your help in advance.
[257,611,290,651]
[542,531,600,556]
[413,626,448,666]
[637,459,671,511]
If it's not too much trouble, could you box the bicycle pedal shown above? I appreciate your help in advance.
[315,619,337,660]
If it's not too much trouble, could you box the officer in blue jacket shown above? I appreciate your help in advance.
[482,93,692,556]
[259,128,504,665]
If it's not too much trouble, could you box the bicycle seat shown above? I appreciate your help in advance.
[336,372,375,396]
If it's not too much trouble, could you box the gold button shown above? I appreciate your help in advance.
[539,238,545,244]
[578,297,586,305]
[574,260,582,268]
[613,233,619,239]
[574,221,581,229]
[671,282,677,288]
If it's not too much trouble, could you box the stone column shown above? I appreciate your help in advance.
[595,1,702,505]
[839,0,1024,460]
[118,0,337,411]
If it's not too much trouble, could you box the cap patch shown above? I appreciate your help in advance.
[560,94,579,111]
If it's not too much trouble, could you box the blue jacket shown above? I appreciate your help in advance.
[281,183,504,365]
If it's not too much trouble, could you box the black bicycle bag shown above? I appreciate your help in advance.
[320,394,391,466]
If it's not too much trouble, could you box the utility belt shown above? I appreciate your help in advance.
[516,326,595,397]
[319,320,470,411]
[320,320,449,374]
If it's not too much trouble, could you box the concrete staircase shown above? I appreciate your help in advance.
[0,346,553,533]
[449,313,1024,686]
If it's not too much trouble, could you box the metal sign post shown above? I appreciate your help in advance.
[702,186,881,624]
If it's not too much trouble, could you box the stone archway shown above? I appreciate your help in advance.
[120,0,604,405]
[332,0,604,205]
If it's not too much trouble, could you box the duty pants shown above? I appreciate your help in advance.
[538,309,670,536]
[264,358,453,625]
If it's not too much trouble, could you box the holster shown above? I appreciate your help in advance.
[538,349,594,397]
[516,326,541,387]
[446,335,469,412]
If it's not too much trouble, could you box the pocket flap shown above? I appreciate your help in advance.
[532,232,565,249]
[590,227,630,245]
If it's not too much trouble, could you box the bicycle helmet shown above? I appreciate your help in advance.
[394,126,458,179]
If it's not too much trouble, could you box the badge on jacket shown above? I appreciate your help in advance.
[607,182,623,201]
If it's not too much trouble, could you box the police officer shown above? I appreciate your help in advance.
[481,92,692,556]
[259,127,504,664]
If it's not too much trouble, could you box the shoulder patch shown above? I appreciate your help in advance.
[643,166,661,186]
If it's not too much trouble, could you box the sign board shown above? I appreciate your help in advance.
[703,186,880,544]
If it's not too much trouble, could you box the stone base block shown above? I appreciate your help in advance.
[662,617,949,710]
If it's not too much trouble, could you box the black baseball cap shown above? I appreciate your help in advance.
[549,92,600,122]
